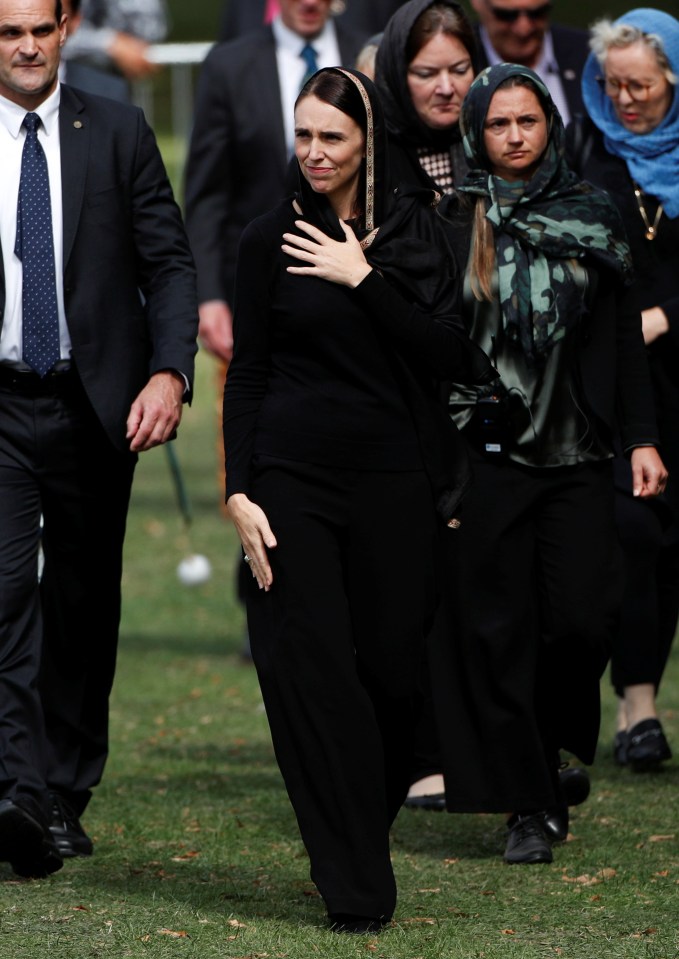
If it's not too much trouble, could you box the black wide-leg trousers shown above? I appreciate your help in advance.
[0,373,135,818]
[440,453,622,813]
[245,456,437,920]
[611,489,679,694]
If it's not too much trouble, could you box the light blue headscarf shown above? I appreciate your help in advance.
[581,8,679,217]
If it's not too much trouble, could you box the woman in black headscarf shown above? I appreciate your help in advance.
[375,0,479,811]
[223,67,493,932]
[436,63,666,865]
[376,0,477,194]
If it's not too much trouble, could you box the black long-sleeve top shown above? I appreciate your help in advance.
[223,197,487,499]
[568,120,679,500]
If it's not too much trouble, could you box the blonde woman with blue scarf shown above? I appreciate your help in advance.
[568,8,679,775]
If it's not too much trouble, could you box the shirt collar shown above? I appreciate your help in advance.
[0,83,61,140]
[478,26,557,76]
[534,29,558,78]
[272,14,336,59]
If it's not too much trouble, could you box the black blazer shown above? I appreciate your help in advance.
[219,1,405,41]
[0,84,198,451]
[474,23,589,121]
[184,24,365,306]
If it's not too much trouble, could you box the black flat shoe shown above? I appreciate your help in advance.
[613,730,629,766]
[504,813,553,865]
[403,792,446,812]
[329,913,387,934]
[626,719,672,772]
[49,792,94,858]
[0,799,63,879]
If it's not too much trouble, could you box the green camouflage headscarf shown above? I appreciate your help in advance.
[458,63,633,362]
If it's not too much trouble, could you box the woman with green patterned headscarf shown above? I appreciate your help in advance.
[431,63,666,867]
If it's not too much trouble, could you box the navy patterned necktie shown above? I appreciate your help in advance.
[14,112,60,377]
[300,43,319,89]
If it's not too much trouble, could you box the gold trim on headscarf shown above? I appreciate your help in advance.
[337,68,376,232]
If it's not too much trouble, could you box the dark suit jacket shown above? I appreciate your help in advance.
[0,84,198,452]
[474,23,589,120]
[219,1,405,41]
[184,24,364,306]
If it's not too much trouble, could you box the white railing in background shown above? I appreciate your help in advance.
[133,42,214,178]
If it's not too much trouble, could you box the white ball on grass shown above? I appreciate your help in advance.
[176,554,212,586]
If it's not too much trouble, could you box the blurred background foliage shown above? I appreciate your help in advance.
[164,0,679,42]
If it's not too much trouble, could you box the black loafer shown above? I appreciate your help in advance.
[504,813,553,865]
[49,792,94,858]
[403,792,446,812]
[0,798,63,878]
[626,719,672,772]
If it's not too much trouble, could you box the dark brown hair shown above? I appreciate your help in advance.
[295,70,369,221]
[296,69,368,139]
[405,2,475,65]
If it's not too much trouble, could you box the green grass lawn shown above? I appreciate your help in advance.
[1,350,678,958]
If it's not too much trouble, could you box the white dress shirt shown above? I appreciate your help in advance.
[0,85,72,365]
[271,15,342,157]
[478,27,573,127]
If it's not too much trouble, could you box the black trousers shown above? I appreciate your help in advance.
[439,452,621,813]
[611,490,679,694]
[245,456,437,920]
[0,372,135,819]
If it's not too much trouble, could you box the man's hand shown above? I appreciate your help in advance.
[126,371,185,452]
[109,33,159,80]
[198,300,234,362]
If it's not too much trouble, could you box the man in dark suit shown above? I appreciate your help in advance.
[470,0,588,125]
[0,0,197,878]
[185,0,365,361]
[219,0,406,43]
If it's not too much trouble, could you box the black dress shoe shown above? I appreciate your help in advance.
[403,792,446,812]
[559,766,590,806]
[504,813,553,865]
[613,730,629,766]
[329,913,387,934]
[543,804,568,843]
[49,792,93,858]
[0,799,63,878]
[543,766,590,842]
[626,719,672,772]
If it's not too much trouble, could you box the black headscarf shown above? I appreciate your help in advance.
[294,67,462,314]
[375,0,476,152]
[295,67,391,241]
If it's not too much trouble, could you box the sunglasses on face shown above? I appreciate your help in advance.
[486,2,552,23]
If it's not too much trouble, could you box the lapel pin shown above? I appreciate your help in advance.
[563,70,576,81]
[73,120,83,129]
